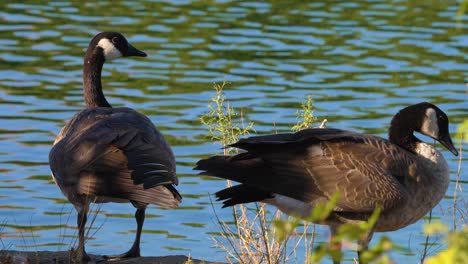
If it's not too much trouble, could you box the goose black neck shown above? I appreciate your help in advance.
[83,47,111,108]
[388,108,420,153]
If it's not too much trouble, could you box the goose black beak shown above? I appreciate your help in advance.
[439,135,458,156]
[126,43,147,57]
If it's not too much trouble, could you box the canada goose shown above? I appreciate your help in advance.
[195,102,458,263]
[49,32,181,262]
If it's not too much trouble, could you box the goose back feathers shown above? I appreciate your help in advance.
[50,107,180,208]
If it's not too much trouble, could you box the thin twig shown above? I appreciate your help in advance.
[209,195,241,263]
[452,134,463,231]
[319,119,328,128]
[420,210,433,264]
[28,215,38,253]
[256,203,272,264]
[308,223,316,263]
[0,218,7,249]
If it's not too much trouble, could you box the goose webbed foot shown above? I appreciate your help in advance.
[81,252,91,263]
[102,245,140,261]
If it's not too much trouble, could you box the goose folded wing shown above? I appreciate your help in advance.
[67,111,177,190]
[224,132,412,213]
[298,141,411,212]
[230,128,361,153]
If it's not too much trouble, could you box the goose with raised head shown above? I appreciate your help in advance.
[195,102,458,263]
[49,32,181,262]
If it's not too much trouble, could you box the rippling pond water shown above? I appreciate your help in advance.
[0,1,467,263]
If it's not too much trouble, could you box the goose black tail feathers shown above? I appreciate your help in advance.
[195,156,273,207]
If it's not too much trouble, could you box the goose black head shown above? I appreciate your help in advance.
[414,102,458,156]
[89,32,147,61]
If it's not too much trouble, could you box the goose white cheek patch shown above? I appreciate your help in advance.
[421,108,439,138]
[97,38,122,60]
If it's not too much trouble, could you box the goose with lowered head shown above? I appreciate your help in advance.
[49,32,181,262]
[195,102,458,263]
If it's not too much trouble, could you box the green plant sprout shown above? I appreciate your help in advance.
[424,223,468,264]
[200,81,254,153]
[292,95,317,132]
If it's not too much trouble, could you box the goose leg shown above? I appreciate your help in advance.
[357,230,374,264]
[329,225,342,264]
[104,208,145,260]
[76,205,91,262]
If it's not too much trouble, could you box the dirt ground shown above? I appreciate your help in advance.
[0,250,223,264]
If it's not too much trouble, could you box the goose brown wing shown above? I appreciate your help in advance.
[50,107,180,203]
[198,128,414,213]
[290,138,411,212]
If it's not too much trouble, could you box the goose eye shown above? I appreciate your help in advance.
[112,37,118,44]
